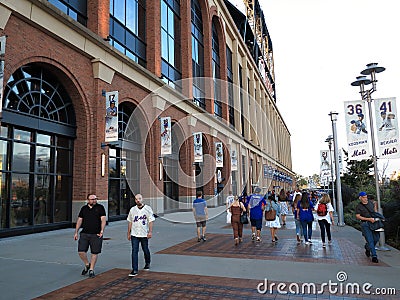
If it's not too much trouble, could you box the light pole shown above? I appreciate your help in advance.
[350,63,390,250]
[325,135,336,213]
[328,111,344,226]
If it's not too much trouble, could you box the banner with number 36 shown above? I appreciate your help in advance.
[344,100,371,161]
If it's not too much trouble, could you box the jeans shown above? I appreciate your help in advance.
[300,220,313,242]
[131,236,150,272]
[318,219,331,243]
[360,222,380,257]
[294,219,302,237]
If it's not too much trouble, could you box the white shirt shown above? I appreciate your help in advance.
[127,205,155,237]
[226,195,234,210]
[315,201,334,224]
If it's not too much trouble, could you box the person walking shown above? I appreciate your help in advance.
[127,194,155,277]
[226,191,235,224]
[297,192,314,245]
[292,193,303,243]
[265,195,281,243]
[230,195,246,245]
[278,189,288,226]
[355,191,380,263]
[315,193,334,248]
[193,190,208,242]
[74,194,106,278]
[247,187,266,242]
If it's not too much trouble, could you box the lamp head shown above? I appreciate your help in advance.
[351,75,371,87]
[360,63,385,75]
[329,111,338,121]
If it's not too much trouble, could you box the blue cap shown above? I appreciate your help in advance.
[359,191,367,197]
[358,113,364,118]
[110,100,116,103]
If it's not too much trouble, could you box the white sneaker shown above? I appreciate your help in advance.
[309,240,313,244]
[305,241,310,245]
[328,240,332,245]
[322,243,326,248]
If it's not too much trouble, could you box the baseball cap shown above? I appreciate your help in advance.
[359,191,367,197]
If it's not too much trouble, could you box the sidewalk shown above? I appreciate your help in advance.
[0,207,399,299]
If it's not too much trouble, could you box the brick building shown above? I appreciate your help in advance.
[0,0,293,237]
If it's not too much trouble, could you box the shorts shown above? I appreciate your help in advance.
[78,232,103,254]
[196,217,206,227]
[250,218,263,230]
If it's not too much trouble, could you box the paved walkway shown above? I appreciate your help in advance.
[1,208,399,299]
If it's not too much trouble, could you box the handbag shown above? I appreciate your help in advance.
[240,212,249,224]
[363,203,385,231]
[265,208,276,221]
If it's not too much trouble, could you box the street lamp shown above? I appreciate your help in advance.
[325,135,336,213]
[328,111,344,226]
[351,62,389,250]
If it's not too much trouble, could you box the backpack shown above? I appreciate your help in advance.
[316,203,328,216]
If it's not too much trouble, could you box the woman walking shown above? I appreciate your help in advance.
[297,192,314,245]
[292,193,303,243]
[278,189,288,226]
[230,195,246,245]
[265,195,281,243]
[316,194,334,248]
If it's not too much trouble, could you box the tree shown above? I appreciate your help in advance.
[341,149,374,189]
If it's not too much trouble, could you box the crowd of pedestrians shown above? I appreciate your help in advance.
[72,187,379,279]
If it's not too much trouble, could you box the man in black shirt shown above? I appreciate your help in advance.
[355,191,380,263]
[74,194,106,277]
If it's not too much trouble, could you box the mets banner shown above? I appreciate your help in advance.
[215,142,223,168]
[320,150,331,180]
[160,117,171,155]
[105,91,119,142]
[344,100,370,161]
[193,133,203,163]
[374,97,400,158]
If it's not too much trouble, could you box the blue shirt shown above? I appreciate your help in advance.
[247,194,266,220]
[193,198,207,216]
[297,200,314,222]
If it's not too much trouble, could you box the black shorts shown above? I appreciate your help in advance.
[78,232,103,254]
[195,217,206,227]
[250,218,263,230]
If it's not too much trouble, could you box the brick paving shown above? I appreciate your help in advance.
[158,233,388,266]
[35,268,398,300]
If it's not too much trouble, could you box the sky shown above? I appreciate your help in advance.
[231,0,400,178]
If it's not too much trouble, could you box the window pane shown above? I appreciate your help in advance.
[54,175,70,222]
[114,0,126,22]
[161,1,168,29]
[168,8,174,38]
[14,129,31,142]
[161,29,168,60]
[10,173,30,228]
[108,179,120,216]
[36,146,51,173]
[37,133,51,145]
[0,172,7,229]
[0,140,8,171]
[56,148,71,174]
[34,175,50,224]
[13,142,31,172]
[109,157,117,177]
[0,126,8,138]
[126,0,137,33]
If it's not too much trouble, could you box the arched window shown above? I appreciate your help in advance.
[0,64,75,235]
[191,0,205,109]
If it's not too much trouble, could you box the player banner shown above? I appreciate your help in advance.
[193,132,203,163]
[320,150,331,179]
[160,117,171,155]
[374,97,400,159]
[105,91,119,142]
[230,145,238,171]
[215,142,223,168]
[344,100,370,161]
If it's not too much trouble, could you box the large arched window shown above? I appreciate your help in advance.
[0,64,75,236]
[191,0,205,109]
[212,21,221,117]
